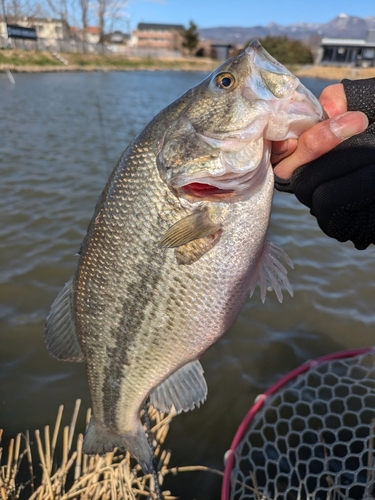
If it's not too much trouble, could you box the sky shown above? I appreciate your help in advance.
[125,0,375,31]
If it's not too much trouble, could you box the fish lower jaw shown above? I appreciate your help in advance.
[173,161,269,203]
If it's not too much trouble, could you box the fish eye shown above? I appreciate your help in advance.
[215,73,235,90]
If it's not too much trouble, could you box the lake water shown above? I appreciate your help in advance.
[1,71,375,499]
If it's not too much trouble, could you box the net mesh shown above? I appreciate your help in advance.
[229,351,375,500]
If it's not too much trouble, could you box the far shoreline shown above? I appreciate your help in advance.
[0,50,219,74]
[3,64,375,80]
[1,49,375,80]
[0,64,216,73]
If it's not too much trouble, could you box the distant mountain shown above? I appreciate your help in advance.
[199,14,375,47]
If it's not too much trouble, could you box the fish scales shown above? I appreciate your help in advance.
[45,40,325,472]
[77,131,269,428]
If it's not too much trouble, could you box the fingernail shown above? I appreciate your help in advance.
[330,111,369,139]
[272,141,288,156]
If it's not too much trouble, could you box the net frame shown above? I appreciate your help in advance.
[221,347,375,500]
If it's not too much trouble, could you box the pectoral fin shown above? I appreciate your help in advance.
[45,277,84,362]
[150,359,207,414]
[159,208,221,249]
[175,231,221,265]
[249,240,293,303]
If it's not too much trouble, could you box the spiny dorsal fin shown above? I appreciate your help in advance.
[159,208,221,249]
[45,277,84,362]
[249,240,293,303]
[150,359,207,414]
[175,231,221,265]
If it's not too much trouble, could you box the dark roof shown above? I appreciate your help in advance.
[137,22,184,31]
[210,43,233,48]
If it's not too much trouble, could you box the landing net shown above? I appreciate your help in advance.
[222,348,375,500]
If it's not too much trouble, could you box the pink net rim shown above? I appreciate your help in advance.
[221,347,375,500]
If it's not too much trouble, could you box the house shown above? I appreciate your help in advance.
[104,30,132,53]
[133,23,184,51]
[105,30,131,45]
[318,30,375,67]
[210,43,233,60]
[0,16,70,40]
[70,26,100,44]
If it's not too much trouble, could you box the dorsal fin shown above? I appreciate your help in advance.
[150,359,207,414]
[45,277,84,362]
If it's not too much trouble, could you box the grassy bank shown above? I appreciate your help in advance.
[293,64,375,81]
[0,49,218,73]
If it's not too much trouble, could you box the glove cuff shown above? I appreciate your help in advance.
[274,174,294,193]
[342,78,375,123]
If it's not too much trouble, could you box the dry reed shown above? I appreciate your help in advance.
[0,400,223,500]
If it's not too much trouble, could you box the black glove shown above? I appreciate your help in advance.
[275,78,375,250]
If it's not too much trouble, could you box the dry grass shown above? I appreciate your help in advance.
[0,400,222,500]
[293,64,375,81]
[0,49,217,73]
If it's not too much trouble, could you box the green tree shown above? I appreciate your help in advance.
[182,21,199,55]
[246,36,314,65]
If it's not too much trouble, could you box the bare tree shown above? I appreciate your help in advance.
[95,0,126,43]
[96,0,106,42]
[106,0,126,34]
[45,0,69,23]
[4,0,47,19]
[78,0,89,45]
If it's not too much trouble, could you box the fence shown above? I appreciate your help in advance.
[0,36,111,54]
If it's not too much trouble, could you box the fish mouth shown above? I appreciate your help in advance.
[172,151,270,203]
[179,182,235,201]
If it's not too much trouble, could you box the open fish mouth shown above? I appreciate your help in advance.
[172,151,270,203]
[179,181,235,200]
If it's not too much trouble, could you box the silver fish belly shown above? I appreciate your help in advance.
[45,40,325,472]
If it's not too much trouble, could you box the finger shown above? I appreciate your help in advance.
[271,139,297,164]
[272,84,347,167]
[319,83,347,118]
[273,111,368,180]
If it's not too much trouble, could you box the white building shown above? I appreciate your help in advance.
[319,30,375,67]
[0,16,70,40]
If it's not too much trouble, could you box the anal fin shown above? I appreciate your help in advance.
[45,277,84,362]
[150,359,207,414]
[249,240,293,303]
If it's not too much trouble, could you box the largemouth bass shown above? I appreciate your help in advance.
[45,40,325,472]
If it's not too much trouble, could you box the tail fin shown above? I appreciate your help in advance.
[82,416,153,474]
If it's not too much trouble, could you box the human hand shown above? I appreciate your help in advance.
[271,84,369,180]
[271,78,375,250]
